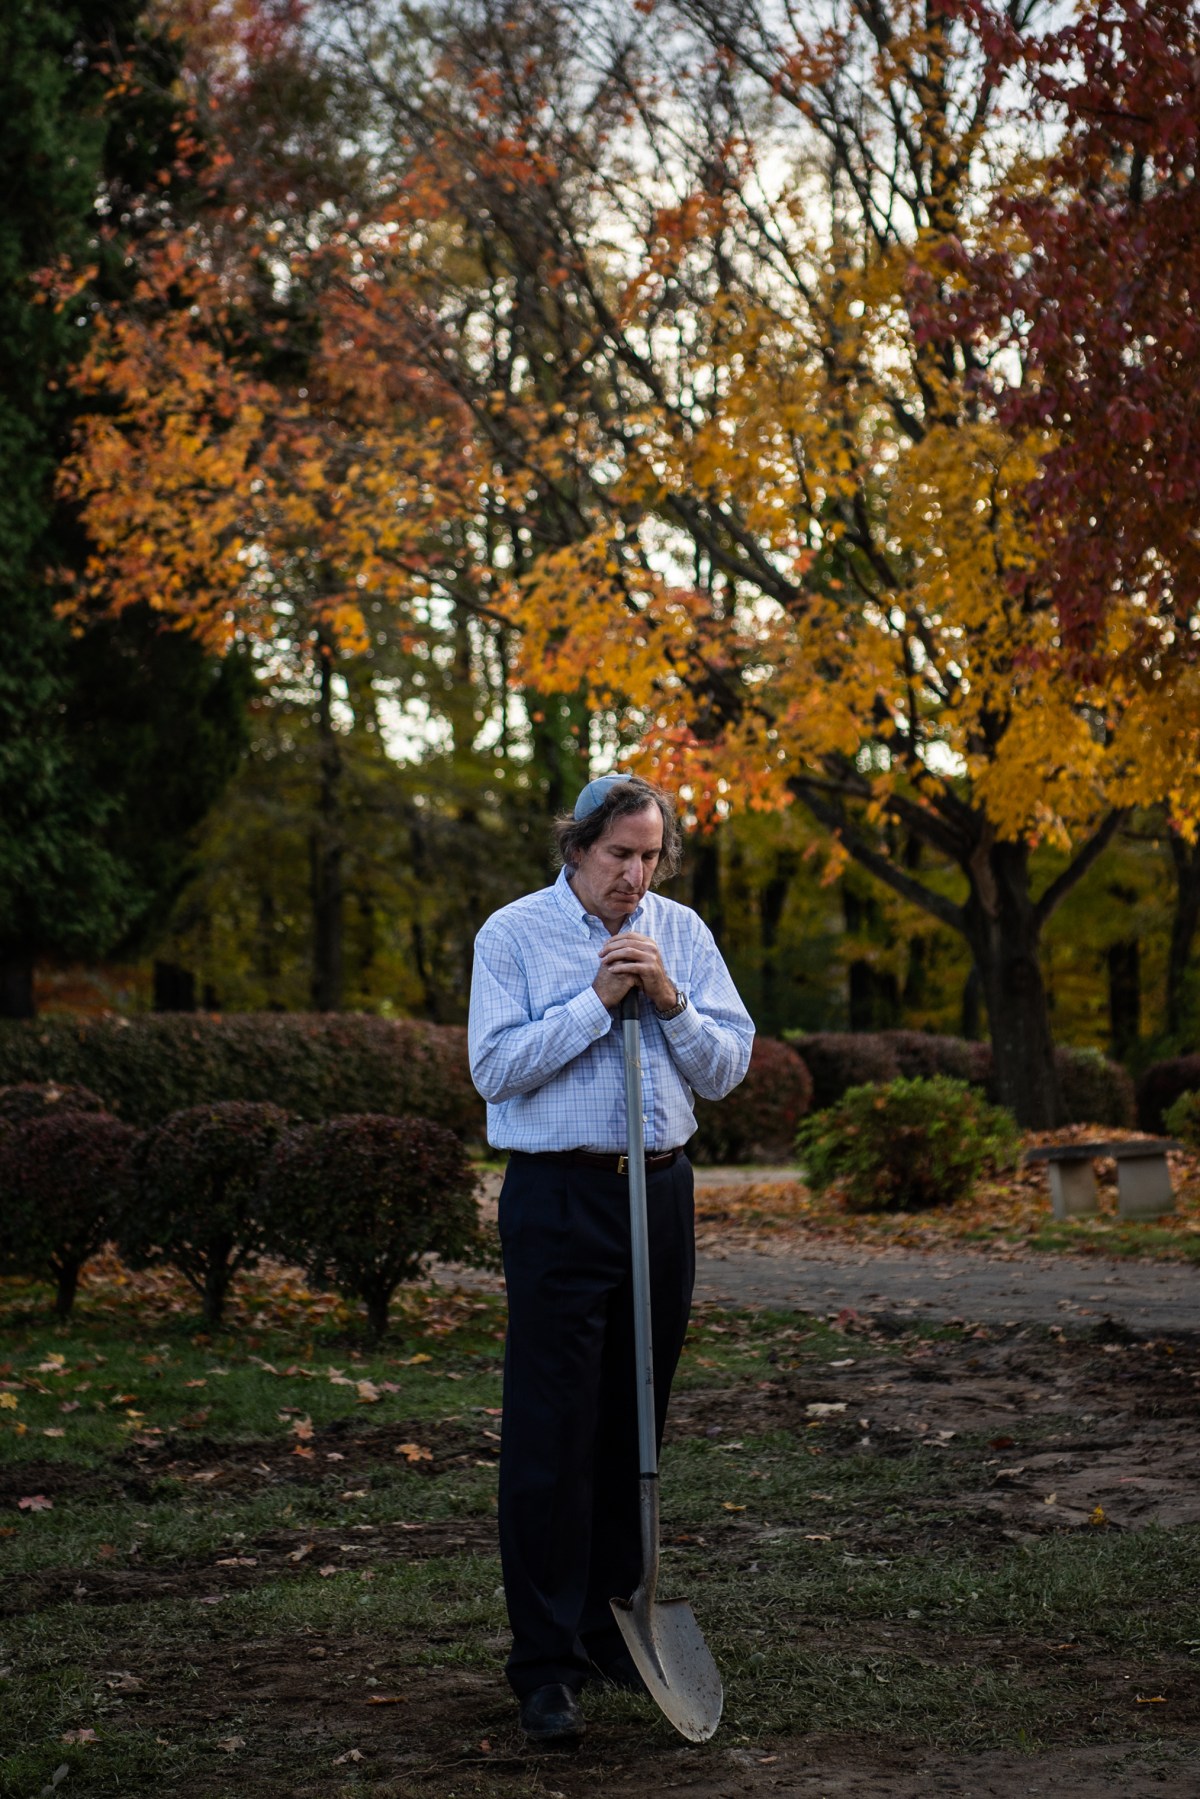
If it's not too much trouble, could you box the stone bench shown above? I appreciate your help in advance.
[1024,1139,1181,1221]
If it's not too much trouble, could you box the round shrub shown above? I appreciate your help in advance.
[1163,1089,1200,1151]
[1137,1053,1200,1133]
[0,1111,139,1315]
[127,1101,290,1326]
[266,1114,488,1339]
[796,1075,1020,1213]
[0,1081,108,1124]
[690,1038,812,1163]
[1054,1046,1135,1128]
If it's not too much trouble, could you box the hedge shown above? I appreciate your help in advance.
[788,1029,1132,1128]
[0,1081,108,1123]
[0,1014,483,1139]
[691,1037,812,1162]
[1137,1054,1200,1133]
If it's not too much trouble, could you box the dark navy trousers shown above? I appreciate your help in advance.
[497,1150,695,1698]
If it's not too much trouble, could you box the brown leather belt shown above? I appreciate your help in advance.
[511,1147,683,1175]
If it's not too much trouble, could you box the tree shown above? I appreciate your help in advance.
[0,1,247,1014]
[344,0,1146,1123]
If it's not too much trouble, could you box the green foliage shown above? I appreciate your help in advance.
[691,1037,812,1163]
[0,1080,106,1122]
[0,8,247,992]
[267,1114,489,1337]
[125,1101,290,1326]
[0,1109,138,1314]
[1163,1088,1200,1151]
[797,1076,1020,1214]
[0,1012,483,1136]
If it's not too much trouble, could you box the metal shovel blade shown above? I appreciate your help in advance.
[610,1588,724,1743]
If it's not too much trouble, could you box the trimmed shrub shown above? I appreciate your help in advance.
[1163,1089,1200,1151]
[1055,1046,1135,1128]
[690,1038,813,1163]
[0,1111,139,1315]
[787,1032,902,1111]
[0,1081,108,1124]
[796,1076,1020,1213]
[882,1031,992,1088]
[267,1114,490,1339]
[1137,1054,1200,1134]
[126,1102,290,1326]
[0,1013,484,1138]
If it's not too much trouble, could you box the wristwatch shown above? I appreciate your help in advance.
[654,987,688,1021]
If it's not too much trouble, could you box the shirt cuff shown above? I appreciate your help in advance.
[571,983,614,1042]
[659,990,703,1043]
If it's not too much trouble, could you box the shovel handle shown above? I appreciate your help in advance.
[620,990,658,1484]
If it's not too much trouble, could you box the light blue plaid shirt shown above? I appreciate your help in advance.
[468,866,754,1152]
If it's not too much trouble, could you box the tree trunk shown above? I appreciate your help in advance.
[963,839,1060,1128]
[365,1285,391,1341]
[0,950,35,1019]
[53,1257,80,1319]
[1166,834,1200,1039]
[202,1258,230,1328]
[310,641,344,1013]
[1107,939,1140,1061]
[758,850,796,1036]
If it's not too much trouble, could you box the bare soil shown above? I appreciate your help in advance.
[14,1327,1200,1796]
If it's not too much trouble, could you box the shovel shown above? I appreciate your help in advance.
[609,989,723,1743]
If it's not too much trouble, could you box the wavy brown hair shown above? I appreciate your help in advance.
[553,776,683,883]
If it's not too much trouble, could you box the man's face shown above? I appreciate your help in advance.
[571,803,664,924]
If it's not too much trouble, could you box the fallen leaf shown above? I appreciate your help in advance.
[292,1444,315,1459]
[291,1416,314,1440]
[355,1380,381,1403]
[318,1565,339,1577]
[42,1428,65,1438]
[394,1443,432,1463]
[805,1402,846,1417]
[722,1502,746,1512]
[0,1395,17,1411]
[1044,1492,1057,1505]
[185,1379,207,1389]
[1136,1695,1167,1704]
[333,1748,364,1764]
[18,1495,52,1512]
[1090,1505,1107,1526]
[61,1728,98,1744]
[105,1672,144,1692]
[217,1735,246,1752]
[288,1543,315,1564]
[60,1401,81,1414]
[215,1556,258,1567]
[398,1353,432,1366]
[340,1489,368,1500]
[367,1694,406,1705]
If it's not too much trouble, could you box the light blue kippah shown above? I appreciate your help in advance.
[573,772,633,819]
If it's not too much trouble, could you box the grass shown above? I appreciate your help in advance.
[2,1256,1200,1795]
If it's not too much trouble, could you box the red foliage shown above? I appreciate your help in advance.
[949,0,1200,647]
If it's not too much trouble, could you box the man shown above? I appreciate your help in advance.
[468,772,754,1743]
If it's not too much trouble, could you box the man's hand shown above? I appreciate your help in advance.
[593,931,677,1011]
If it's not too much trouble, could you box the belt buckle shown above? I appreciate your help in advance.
[616,1154,628,1175]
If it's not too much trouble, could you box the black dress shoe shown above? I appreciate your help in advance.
[519,1682,585,1743]
[588,1647,650,1695]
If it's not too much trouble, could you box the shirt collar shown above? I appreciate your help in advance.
[553,864,645,931]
